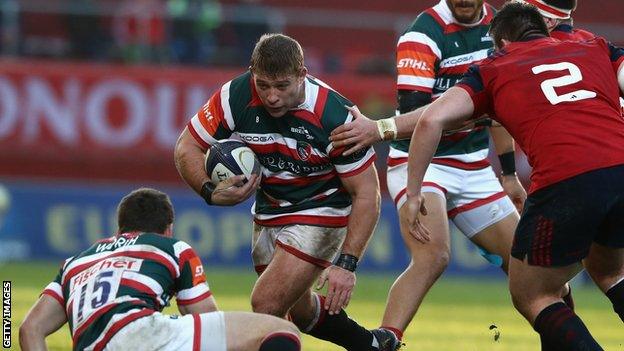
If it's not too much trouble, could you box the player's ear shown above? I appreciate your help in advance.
[299,67,308,81]
[163,224,174,238]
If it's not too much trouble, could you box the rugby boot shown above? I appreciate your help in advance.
[370,328,401,351]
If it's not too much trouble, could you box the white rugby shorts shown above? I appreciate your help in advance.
[252,223,347,273]
[387,161,515,238]
[104,312,226,351]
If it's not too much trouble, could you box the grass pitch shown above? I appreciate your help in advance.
[4,261,622,350]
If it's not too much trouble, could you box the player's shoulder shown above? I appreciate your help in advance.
[407,6,445,38]
[223,71,254,111]
[306,76,353,131]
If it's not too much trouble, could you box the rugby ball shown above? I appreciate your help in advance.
[205,140,262,184]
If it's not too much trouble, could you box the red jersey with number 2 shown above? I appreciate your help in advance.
[457,36,624,193]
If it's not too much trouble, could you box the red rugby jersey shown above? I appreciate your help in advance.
[457,36,624,193]
[550,24,595,41]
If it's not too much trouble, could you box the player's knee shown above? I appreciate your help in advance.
[279,319,300,336]
[251,294,287,317]
[411,247,450,273]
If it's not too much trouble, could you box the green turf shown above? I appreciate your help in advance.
[3,261,622,350]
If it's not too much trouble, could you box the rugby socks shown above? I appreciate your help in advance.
[380,326,403,341]
[533,302,602,351]
[307,295,376,351]
[540,286,576,350]
[606,278,624,322]
[259,332,301,351]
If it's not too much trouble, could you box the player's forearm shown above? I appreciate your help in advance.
[490,125,515,155]
[342,185,380,259]
[407,116,442,195]
[174,129,210,194]
[394,105,429,140]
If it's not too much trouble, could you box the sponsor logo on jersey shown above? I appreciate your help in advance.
[481,35,493,42]
[397,58,432,71]
[296,141,313,161]
[259,155,332,175]
[189,257,206,285]
[290,126,314,140]
[240,135,275,143]
[70,257,143,290]
[434,78,461,91]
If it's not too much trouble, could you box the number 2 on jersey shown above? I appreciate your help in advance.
[532,62,597,105]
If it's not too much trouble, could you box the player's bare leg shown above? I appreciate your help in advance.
[470,212,518,273]
[471,211,573,304]
[251,246,382,350]
[509,257,601,349]
[251,246,323,318]
[224,312,301,351]
[584,244,624,322]
[380,192,450,336]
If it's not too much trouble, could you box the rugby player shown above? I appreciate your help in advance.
[19,187,301,351]
[404,3,624,349]
[175,34,399,350]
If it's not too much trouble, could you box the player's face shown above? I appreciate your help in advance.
[253,70,306,118]
[446,0,484,24]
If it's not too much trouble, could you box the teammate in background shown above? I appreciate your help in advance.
[174,34,398,350]
[517,0,593,40]
[404,3,624,349]
[330,0,569,344]
[19,188,301,351]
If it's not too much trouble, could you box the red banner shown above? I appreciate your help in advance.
[0,59,394,182]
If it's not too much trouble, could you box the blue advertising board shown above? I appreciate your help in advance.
[0,181,502,276]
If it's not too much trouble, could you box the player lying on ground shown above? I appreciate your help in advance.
[404,3,624,350]
[19,187,301,351]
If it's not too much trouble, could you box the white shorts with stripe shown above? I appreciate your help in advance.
[387,160,516,238]
[252,223,347,273]
[104,312,226,351]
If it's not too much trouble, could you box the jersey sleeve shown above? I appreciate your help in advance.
[40,259,67,307]
[173,241,212,306]
[396,14,442,93]
[187,83,236,149]
[321,94,376,177]
[455,64,493,120]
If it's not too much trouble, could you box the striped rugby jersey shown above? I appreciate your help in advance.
[391,0,496,170]
[188,71,376,227]
[41,232,212,351]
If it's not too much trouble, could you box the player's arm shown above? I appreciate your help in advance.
[175,127,259,206]
[178,295,218,315]
[331,21,439,156]
[319,164,381,314]
[489,125,526,212]
[405,87,475,241]
[329,103,430,156]
[19,295,67,351]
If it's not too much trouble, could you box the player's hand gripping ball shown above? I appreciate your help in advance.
[205,139,262,184]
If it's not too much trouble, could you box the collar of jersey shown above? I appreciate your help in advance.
[435,0,488,28]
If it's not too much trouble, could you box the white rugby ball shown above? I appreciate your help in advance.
[205,139,262,184]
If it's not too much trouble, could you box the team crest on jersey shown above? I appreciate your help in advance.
[296,141,313,161]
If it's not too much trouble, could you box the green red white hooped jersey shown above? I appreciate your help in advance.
[187,71,376,227]
[390,0,495,171]
[41,233,212,351]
